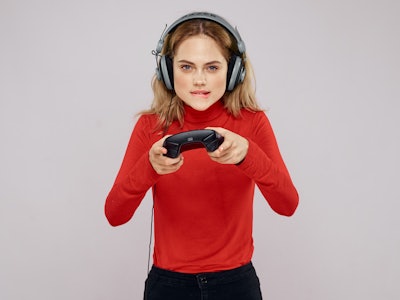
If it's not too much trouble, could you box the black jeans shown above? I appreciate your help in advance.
[144,262,263,300]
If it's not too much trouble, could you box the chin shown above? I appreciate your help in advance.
[190,104,213,111]
[187,98,220,111]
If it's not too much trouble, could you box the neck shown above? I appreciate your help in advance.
[183,100,225,124]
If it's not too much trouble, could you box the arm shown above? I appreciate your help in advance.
[238,112,299,216]
[104,116,161,226]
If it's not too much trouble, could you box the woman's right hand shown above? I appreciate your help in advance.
[149,136,184,175]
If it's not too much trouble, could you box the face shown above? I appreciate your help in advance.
[173,35,228,111]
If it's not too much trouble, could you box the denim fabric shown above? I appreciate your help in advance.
[144,262,263,300]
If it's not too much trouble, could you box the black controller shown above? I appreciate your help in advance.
[163,129,224,158]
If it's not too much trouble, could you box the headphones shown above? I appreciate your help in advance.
[153,12,246,92]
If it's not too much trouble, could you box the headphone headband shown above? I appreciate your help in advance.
[155,12,246,55]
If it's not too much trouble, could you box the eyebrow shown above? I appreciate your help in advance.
[176,59,223,65]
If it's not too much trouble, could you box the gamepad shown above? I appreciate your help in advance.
[163,129,224,158]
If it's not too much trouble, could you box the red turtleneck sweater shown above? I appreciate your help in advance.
[105,101,298,273]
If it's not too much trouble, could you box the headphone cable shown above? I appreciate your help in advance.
[146,202,154,274]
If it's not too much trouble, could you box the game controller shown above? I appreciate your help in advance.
[163,129,224,158]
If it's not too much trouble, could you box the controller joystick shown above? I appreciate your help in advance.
[163,129,224,158]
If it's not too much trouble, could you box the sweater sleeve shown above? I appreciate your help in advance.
[237,112,299,216]
[104,116,161,226]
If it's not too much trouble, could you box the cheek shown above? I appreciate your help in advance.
[217,74,227,87]
[212,74,227,93]
[173,71,192,92]
[173,74,189,102]
[173,73,186,87]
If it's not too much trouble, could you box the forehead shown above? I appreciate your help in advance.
[174,35,226,61]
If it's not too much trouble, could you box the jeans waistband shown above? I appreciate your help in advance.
[148,262,255,286]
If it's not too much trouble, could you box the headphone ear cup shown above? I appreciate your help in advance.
[159,55,174,90]
[226,55,245,91]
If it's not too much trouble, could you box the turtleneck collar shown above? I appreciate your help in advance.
[183,100,227,125]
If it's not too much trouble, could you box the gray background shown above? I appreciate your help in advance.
[1,0,399,299]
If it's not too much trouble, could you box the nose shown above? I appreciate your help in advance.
[193,69,206,85]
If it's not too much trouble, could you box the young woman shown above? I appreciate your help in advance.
[105,11,299,300]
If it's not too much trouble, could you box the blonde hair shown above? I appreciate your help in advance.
[141,18,262,131]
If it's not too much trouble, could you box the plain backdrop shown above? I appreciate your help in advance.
[1,0,399,299]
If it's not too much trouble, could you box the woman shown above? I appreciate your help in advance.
[105,11,299,300]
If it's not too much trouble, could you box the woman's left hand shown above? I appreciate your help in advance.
[206,127,249,165]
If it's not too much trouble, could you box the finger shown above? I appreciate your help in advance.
[217,139,232,152]
[164,156,184,172]
[205,126,225,136]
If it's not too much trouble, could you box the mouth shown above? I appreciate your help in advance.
[191,90,210,97]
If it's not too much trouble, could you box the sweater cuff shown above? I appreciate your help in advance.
[126,151,161,189]
[236,139,272,179]
[144,152,162,183]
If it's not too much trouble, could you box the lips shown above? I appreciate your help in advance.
[191,90,210,97]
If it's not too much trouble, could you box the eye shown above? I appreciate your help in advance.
[207,65,219,72]
[180,64,192,71]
